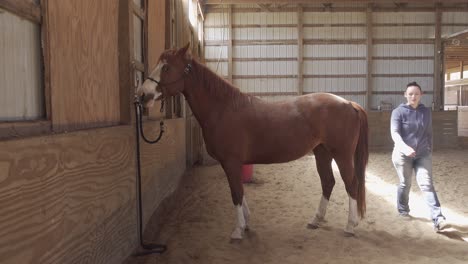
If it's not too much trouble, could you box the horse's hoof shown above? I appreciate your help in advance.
[343,231,355,237]
[245,225,250,231]
[307,223,319,229]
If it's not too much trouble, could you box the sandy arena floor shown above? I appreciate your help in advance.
[126,149,468,264]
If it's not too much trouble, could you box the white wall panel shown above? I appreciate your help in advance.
[304,44,366,57]
[373,26,434,39]
[373,44,434,56]
[204,12,231,26]
[234,45,297,58]
[373,12,434,23]
[373,77,433,92]
[304,27,366,39]
[204,27,230,41]
[233,28,297,40]
[303,12,366,24]
[442,12,468,24]
[205,46,228,59]
[304,78,366,92]
[234,79,297,93]
[206,62,228,76]
[234,61,297,75]
[373,60,433,74]
[0,10,44,121]
[233,12,297,25]
[304,60,367,74]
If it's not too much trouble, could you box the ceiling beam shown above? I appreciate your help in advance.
[205,0,466,4]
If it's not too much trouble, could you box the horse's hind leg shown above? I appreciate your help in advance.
[308,144,335,229]
[334,154,359,236]
[221,160,247,239]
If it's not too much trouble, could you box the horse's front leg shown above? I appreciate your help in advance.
[221,161,247,240]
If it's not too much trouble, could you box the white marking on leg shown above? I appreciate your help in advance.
[308,195,329,229]
[231,205,246,240]
[344,195,359,235]
[242,196,250,230]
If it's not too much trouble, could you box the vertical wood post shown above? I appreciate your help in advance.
[228,5,233,83]
[460,61,464,79]
[366,4,373,110]
[434,4,442,110]
[297,5,304,95]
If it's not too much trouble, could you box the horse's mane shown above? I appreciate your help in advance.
[191,59,252,109]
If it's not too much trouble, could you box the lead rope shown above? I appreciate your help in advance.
[133,98,167,256]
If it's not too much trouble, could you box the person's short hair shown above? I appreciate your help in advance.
[406,81,422,92]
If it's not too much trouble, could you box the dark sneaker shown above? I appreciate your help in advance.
[398,213,411,220]
[433,217,447,232]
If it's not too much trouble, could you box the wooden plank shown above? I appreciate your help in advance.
[305,57,366,61]
[373,91,434,95]
[233,75,297,79]
[208,5,468,13]
[206,39,297,46]
[372,74,434,77]
[147,0,166,120]
[206,24,296,28]
[234,39,297,46]
[366,3,373,110]
[118,0,132,124]
[205,0,468,4]
[297,5,303,95]
[460,61,464,79]
[373,23,435,27]
[48,0,120,132]
[0,119,187,263]
[247,92,298,96]
[434,4,442,110]
[373,39,434,44]
[41,0,51,122]
[305,91,367,95]
[0,120,51,140]
[304,39,367,45]
[304,74,367,78]
[373,56,434,60]
[228,5,233,83]
[0,0,41,23]
[0,126,136,264]
[303,23,366,27]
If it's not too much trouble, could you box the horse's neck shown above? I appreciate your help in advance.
[183,62,241,128]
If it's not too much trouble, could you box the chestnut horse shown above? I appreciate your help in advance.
[137,44,368,239]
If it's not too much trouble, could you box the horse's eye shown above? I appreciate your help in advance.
[162,65,169,72]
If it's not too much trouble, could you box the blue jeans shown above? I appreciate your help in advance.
[392,150,444,221]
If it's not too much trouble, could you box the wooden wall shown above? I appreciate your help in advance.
[0,118,185,264]
[47,0,120,132]
[0,0,188,263]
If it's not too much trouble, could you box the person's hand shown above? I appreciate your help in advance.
[403,146,416,157]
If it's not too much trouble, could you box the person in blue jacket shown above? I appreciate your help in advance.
[390,81,446,231]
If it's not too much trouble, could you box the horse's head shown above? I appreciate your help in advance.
[137,43,192,108]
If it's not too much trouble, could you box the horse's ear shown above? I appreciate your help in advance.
[177,43,191,58]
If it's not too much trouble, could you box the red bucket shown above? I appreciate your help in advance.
[242,164,253,183]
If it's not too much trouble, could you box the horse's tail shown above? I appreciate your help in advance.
[351,102,368,218]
